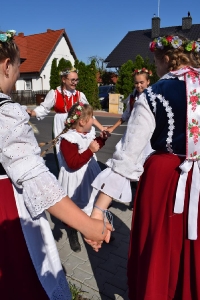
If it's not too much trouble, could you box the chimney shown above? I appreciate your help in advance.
[151,17,160,38]
[182,13,192,30]
[18,32,24,37]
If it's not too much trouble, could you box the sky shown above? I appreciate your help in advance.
[1,0,200,66]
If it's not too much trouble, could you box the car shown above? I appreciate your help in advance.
[98,85,116,110]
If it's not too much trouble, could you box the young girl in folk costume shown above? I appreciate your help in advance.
[29,68,107,168]
[105,69,154,209]
[56,102,109,252]
[0,30,112,300]
[91,35,200,299]
[107,68,152,133]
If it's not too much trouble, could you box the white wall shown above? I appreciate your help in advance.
[16,36,75,91]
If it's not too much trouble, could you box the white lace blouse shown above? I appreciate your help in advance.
[0,100,66,218]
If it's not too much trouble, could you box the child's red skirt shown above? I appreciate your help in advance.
[127,152,200,300]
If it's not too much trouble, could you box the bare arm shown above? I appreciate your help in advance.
[106,118,124,133]
[93,118,107,131]
[47,195,112,244]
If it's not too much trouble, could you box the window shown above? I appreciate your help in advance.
[25,80,32,90]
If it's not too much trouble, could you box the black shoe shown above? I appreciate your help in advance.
[69,229,81,253]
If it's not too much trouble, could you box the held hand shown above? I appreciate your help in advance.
[91,212,111,243]
[100,130,111,139]
[26,109,32,116]
[101,126,108,132]
[83,218,113,249]
[26,109,36,117]
[89,140,100,153]
[106,126,114,134]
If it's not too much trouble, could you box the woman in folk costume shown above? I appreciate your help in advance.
[89,34,200,299]
[0,30,112,299]
[29,68,106,168]
[127,35,200,299]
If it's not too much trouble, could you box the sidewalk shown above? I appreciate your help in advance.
[46,200,132,300]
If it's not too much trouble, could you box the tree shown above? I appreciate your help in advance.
[115,55,159,99]
[76,59,100,109]
[58,58,72,73]
[115,60,134,99]
[49,58,59,90]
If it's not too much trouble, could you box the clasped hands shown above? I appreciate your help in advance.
[84,210,113,252]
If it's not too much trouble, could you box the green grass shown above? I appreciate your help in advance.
[69,281,88,300]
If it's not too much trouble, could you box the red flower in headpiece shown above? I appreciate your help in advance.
[149,41,156,52]
[192,42,196,51]
[166,36,173,43]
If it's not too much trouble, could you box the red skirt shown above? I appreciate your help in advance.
[0,178,48,299]
[127,152,200,300]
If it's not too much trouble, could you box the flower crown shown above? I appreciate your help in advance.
[60,67,78,76]
[149,36,200,53]
[132,68,153,76]
[0,30,16,43]
[66,102,84,127]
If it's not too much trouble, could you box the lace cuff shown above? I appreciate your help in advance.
[23,171,66,218]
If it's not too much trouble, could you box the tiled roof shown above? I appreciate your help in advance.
[15,29,77,74]
[105,24,200,68]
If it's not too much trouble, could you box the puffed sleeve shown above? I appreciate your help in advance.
[34,89,55,120]
[79,92,89,104]
[106,93,156,180]
[0,103,66,218]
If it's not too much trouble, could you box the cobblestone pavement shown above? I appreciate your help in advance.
[46,200,133,300]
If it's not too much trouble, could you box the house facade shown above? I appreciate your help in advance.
[105,14,200,68]
[15,29,77,92]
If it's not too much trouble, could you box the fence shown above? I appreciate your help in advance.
[11,90,49,105]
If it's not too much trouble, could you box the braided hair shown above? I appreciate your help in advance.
[40,102,93,157]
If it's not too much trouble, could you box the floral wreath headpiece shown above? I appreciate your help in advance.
[65,102,84,127]
[60,67,78,76]
[132,68,153,77]
[149,36,200,53]
[0,30,16,43]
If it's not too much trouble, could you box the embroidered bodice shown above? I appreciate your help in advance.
[54,89,81,113]
[145,78,187,155]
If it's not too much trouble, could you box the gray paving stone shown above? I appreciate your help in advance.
[108,253,127,269]
[116,288,129,300]
[98,254,119,274]
[84,253,106,269]
[59,242,74,262]
[72,267,93,283]
[106,267,128,291]
[117,226,131,238]
[101,282,126,299]
[84,267,114,292]
[64,255,86,276]
[110,243,129,260]
[73,246,92,261]
[77,260,95,275]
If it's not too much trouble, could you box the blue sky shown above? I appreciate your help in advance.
[1,0,199,66]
